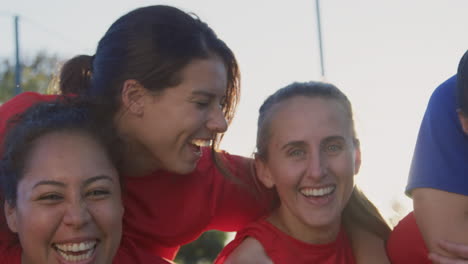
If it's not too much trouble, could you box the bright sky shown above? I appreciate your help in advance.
[1,0,468,225]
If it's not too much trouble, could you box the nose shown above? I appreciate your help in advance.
[207,107,228,133]
[307,151,326,180]
[63,200,91,229]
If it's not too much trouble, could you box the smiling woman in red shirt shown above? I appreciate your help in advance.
[0,6,390,263]
[215,82,391,264]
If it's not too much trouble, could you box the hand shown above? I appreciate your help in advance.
[428,240,468,264]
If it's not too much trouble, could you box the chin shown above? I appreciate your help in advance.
[305,213,339,229]
[171,162,198,175]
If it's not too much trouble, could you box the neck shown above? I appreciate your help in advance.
[268,208,341,244]
[120,141,160,177]
[115,113,161,177]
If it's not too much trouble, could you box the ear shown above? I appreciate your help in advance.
[121,79,146,116]
[457,109,468,135]
[254,158,275,189]
[353,139,362,175]
[4,201,18,233]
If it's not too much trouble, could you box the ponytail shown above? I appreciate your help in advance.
[59,55,93,95]
[343,187,391,240]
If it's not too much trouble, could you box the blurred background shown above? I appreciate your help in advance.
[1,0,468,262]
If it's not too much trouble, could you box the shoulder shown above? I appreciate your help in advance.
[406,75,468,195]
[196,147,255,186]
[196,148,252,170]
[423,75,457,125]
[347,223,390,264]
[423,75,457,126]
[224,237,273,264]
[428,75,456,108]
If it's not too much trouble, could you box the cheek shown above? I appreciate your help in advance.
[272,165,304,191]
[90,199,123,259]
[88,199,123,231]
[343,178,355,200]
[16,205,62,250]
[335,159,355,201]
[182,107,208,130]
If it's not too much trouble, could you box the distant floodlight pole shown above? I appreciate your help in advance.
[14,15,22,95]
[315,0,325,79]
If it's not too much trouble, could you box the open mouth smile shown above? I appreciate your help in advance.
[188,138,212,155]
[300,186,336,197]
[53,240,97,262]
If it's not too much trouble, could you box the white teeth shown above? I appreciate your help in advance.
[301,186,335,197]
[190,139,211,147]
[58,249,93,262]
[54,240,96,262]
[55,241,96,252]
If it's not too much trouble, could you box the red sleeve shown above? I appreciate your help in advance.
[387,212,431,264]
[0,241,21,264]
[122,148,273,260]
[207,150,273,231]
[0,92,57,151]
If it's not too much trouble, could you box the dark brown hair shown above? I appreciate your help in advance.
[59,5,240,176]
[0,99,122,207]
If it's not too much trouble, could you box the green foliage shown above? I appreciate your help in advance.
[175,230,228,264]
[0,51,61,102]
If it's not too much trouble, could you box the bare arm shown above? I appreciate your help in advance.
[413,188,468,258]
[347,221,390,264]
[224,237,273,264]
[429,240,468,264]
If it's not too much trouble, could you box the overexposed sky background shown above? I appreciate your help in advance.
[1,0,468,225]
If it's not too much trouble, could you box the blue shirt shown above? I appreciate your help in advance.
[406,75,468,196]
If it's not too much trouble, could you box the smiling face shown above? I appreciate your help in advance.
[255,96,361,243]
[121,56,229,175]
[5,131,123,264]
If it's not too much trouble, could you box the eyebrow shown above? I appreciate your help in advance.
[191,90,216,98]
[33,180,65,189]
[82,175,114,187]
[280,136,346,151]
[322,135,346,143]
[281,140,307,151]
[32,175,114,190]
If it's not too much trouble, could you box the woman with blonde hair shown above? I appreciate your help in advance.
[216,82,390,263]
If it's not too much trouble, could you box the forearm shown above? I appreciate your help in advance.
[413,188,468,257]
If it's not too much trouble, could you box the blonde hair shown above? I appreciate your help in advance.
[256,81,390,240]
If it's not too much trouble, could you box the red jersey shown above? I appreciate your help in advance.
[122,146,270,259]
[215,218,356,264]
[386,212,431,263]
[0,92,271,262]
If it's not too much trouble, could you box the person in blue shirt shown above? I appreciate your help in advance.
[387,50,468,263]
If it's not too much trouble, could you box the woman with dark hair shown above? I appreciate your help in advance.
[0,5,265,262]
[215,82,390,263]
[0,99,171,263]
[0,5,384,263]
